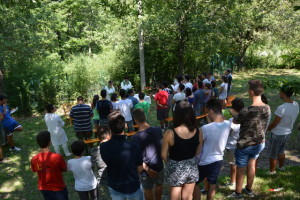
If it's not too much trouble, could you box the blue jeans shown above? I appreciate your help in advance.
[40,188,69,200]
[235,142,265,167]
[108,186,144,200]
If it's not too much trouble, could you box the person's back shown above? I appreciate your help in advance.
[194,81,205,116]
[97,99,113,120]
[117,99,133,121]
[134,101,150,118]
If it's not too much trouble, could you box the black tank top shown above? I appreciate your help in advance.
[169,128,199,161]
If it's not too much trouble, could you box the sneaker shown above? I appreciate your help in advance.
[65,153,72,157]
[200,189,207,195]
[227,192,244,199]
[266,171,276,175]
[9,146,21,152]
[278,167,286,171]
[242,187,255,198]
[221,182,236,190]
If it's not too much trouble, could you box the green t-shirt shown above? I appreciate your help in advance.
[134,101,150,118]
[92,108,100,120]
[222,109,231,120]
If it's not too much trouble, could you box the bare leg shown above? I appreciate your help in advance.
[230,164,237,183]
[246,159,256,191]
[207,183,217,200]
[235,167,246,193]
[278,153,285,168]
[0,146,3,160]
[7,135,15,148]
[154,184,163,200]
[160,120,164,129]
[204,179,209,191]
[144,188,154,200]
[269,158,277,172]
[14,126,23,132]
[182,183,196,200]
[193,184,201,200]
[170,186,182,200]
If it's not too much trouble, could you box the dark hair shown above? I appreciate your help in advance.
[185,88,192,97]
[261,94,268,104]
[36,131,51,148]
[108,111,125,134]
[45,104,55,113]
[197,75,203,80]
[173,101,196,132]
[0,95,7,101]
[185,75,190,81]
[108,80,112,84]
[176,75,184,83]
[92,95,99,109]
[111,93,118,101]
[226,68,232,73]
[101,89,107,98]
[97,125,111,141]
[206,99,222,115]
[202,72,208,78]
[280,84,294,97]
[211,80,216,88]
[197,81,203,89]
[205,83,212,89]
[178,83,185,91]
[231,98,244,112]
[222,75,228,83]
[133,108,146,123]
[156,83,163,89]
[77,96,84,101]
[248,80,264,96]
[162,81,168,88]
[127,89,134,95]
[138,92,145,100]
[208,72,212,76]
[124,76,129,79]
[120,89,126,98]
[71,140,85,156]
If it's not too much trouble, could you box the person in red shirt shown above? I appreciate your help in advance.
[154,83,169,129]
[31,131,69,200]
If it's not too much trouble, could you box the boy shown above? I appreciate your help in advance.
[154,84,169,129]
[267,84,299,174]
[193,99,231,200]
[223,99,244,190]
[0,95,23,151]
[131,109,164,200]
[134,92,150,119]
[116,89,134,132]
[96,89,113,125]
[31,131,68,200]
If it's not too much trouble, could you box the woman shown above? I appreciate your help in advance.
[162,101,203,200]
[104,80,115,101]
[45,104,71,156]
[91,95,100,130]
[219,75,228,108]
[185,88,195,107]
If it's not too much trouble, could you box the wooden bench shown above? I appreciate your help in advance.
[165,113,208,122]
[226,95,235,107]
[84,131,138,144]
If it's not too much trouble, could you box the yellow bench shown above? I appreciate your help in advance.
[84,131,138,144]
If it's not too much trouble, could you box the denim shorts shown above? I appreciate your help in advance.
[108,185,144,200]
[235,142,265,167]
[268,132,290,159]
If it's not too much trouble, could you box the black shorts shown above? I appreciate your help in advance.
[198,160,223,184]
[76,131,93,140]
[157,109,167,121]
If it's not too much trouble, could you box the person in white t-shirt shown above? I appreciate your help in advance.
[219,75,229,107]
[193,99,231,200]
[184,74,193,90]
[68,140,98,200]
[121,76,133,91]
[267,84,299,174]
[173,75,184,94]
[222,99,244,190]
[116,89,134,132]
[172,83,186,111]
[203,73,212,85]
[104,80,115,101]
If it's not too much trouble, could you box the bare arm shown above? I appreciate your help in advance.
[219,86,224,94]
[196,128,204,156]
[161,130,173,163]
[267,115,282,131]
[137,165,143,174]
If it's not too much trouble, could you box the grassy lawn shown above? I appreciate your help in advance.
[0,69,300,200]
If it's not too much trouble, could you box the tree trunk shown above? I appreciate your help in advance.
[138,0,146,91]
[0,60,3,94]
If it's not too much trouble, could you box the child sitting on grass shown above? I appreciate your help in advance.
[68,141,98,200]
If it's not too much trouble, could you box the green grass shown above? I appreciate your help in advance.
[0,69,300,199]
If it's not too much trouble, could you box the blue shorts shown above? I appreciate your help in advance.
[4,120,21,133]
[198,160,223,184]
[235,143,265,167]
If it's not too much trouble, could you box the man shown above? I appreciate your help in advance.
[131,109,164,200]
[117,89,134,132]
[154,84,169,129]
[96,89,113,125]
[127,89,139,108]
[121,76,133,91]
[0,95,23,152]
[134,92,150,119]
[225,68,233,96]
[267,84,299,174]
[31,131,68,200]
[70,96,93,140]
[202,73,212,85]
[193,81,205,117]
[173,75,184,94]
[104,80,115,101]
[228,80,271,199]
[100,111,144,200]
[184,74,193,90]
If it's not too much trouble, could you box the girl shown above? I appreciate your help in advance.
[44,104,71,156]
[91,95,100,130]
[186,87,195,106]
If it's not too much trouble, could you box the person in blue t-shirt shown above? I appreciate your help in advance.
[193,81,205,117]
[0,95,23,152]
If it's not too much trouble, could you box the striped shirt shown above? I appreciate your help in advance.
[70,104,93,132]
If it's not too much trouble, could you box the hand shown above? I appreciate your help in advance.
[146,168,158,178]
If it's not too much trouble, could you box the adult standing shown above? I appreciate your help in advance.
[227,80,271,199]
[70,96,93,140]
[219,76,229,108]
[225,68,233,96]
[161,101,202,200]
[154,84,169,129]
[100,111,144,200]
[96,90,113,125]
[173,75,184,94]
[121,76,133,91]
[117,89,134,132]
[127,89,139,108]
[171,83,186,111]
[184,75,193,90]
[267,84,299,174]
[193,81,205,117]
[104,80,115,101]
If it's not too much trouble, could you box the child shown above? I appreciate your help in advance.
[45,104,71,156]
[91,95,100,130]
[134,92,150,119]
[219,76,229,108]
[193,99,231,200]
[203,83,212,104]
[110,93,119,111]
[223,98,244,190]
[31,131,68,200]
[211,80,219,99]
[68,141,98,200]
[186,87,195,106]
